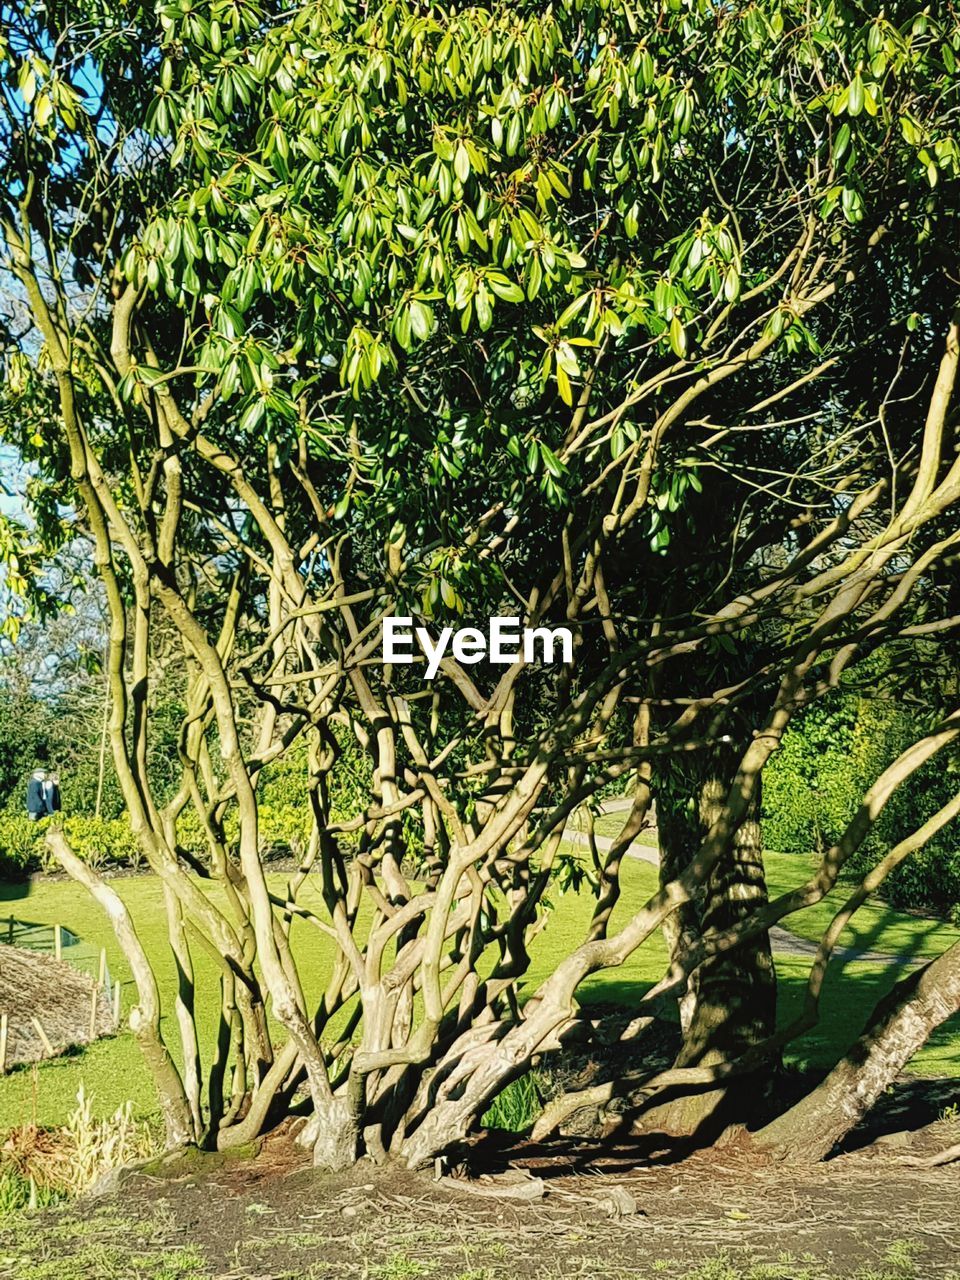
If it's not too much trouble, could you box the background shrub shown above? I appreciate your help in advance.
[0,813,39,880]
[0,813,145,876]
[763,688,960,919]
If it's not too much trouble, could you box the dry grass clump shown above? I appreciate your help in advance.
[0,1085,157,1211]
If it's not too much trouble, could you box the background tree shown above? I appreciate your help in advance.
[764,641,960,919]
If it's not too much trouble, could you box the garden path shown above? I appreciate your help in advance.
[562,824,921,967]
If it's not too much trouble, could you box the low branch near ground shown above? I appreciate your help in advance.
[46,828,196,1148]
[754,938,960,1162]
[902,1143,960,1168]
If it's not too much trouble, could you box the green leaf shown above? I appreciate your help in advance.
[669,315,687,358]
[526,255,543,300]
[393,306,412,350]
[847,73,864,117]
[834,122,851,163]
[487,273,524,303]
[35,92,53,128]
[454,142,470,183]
[19,65,37,106]
[239,399,265,433]
[540,444,564,478]
[410,299,434,341]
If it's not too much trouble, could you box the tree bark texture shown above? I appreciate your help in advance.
[755,939,960,1161]
[648,751,777,1134]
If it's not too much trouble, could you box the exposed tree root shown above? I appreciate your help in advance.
[900,1141,960,1167]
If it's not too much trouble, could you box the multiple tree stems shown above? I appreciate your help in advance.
[4,4,960,1169]
[16,236,960,1166]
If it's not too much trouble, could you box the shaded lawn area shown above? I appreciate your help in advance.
[1,853,958,1132]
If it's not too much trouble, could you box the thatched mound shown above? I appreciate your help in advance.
[0,946,115,1069]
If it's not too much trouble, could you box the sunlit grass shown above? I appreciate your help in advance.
[480,1070,548,1131]
[1,843,958,1131]
[588,810,960,958]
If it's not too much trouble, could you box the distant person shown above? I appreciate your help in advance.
[43,771,62,816]
[25,767,47,821]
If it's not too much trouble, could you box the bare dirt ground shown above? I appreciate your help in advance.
[5,1120,958,1280]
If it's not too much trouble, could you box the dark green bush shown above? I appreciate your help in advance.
[0,813,37,880]
[763,692,960,919]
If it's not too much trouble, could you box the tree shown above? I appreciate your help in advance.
[0,559,192,819]
[3,0,960,1170]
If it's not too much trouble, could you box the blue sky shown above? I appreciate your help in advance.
[0,445,26,517]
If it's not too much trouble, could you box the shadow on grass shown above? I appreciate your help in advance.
[828,903,944,978]
[0,877,32,906]
[578,956,960,1077]
[514,964,960,1158]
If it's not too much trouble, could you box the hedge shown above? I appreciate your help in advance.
[0,806,316,880]
[0,813,141,879]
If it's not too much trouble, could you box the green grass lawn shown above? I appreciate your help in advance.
[763,850,960,958]
[587,811,960,960]
[1,849,958,1132]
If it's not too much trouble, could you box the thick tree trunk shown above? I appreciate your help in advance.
[755,939,960,1161]
[299,1096,361,1170]
[647,753,777,1135]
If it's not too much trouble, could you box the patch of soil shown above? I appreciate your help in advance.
[12,1119,954,1280]
[839,1076,959,1153]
